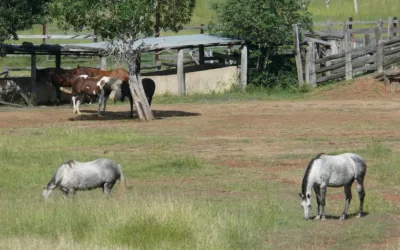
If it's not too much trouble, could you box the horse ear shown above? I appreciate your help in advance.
[307,194,311,199]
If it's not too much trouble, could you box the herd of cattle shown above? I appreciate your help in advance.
[36,66,156,117]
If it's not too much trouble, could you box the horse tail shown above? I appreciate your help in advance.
[116,164,126,198]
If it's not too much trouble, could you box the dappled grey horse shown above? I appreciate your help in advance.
[299,153,367,220]
[42,158,125,199]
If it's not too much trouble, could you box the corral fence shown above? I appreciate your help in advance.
[294,17,400,86]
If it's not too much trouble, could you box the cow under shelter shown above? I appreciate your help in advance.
[0,34,247,104]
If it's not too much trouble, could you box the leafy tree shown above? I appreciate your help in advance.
[212,0,312,88]
[51,0,195,120]
[0,0,50,43]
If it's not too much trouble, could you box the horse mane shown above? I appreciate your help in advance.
[64,160,75,168]
[301,153,325,196]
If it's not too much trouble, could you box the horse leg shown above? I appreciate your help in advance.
[61,187,69,198]
[320,183,327,220]
[55,85,61,106]
[103,182,115,195]
[103,95,109,115]
[76,94,83,115]
[341,183,353,220]
[129,95,134,118]
[355,178,365,218]
[72,96,77,114]
[97,90,104,116]
[314,185,322,220]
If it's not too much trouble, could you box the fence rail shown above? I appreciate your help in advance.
[295,17,400,86]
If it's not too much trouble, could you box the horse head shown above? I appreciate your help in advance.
[299,193,312,220]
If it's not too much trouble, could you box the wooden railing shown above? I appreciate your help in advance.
[294,17,400,86]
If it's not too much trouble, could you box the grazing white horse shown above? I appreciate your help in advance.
[42,158,125,199]
[299,153,367,220]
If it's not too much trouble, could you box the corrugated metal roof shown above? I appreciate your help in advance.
[64,34,245,52]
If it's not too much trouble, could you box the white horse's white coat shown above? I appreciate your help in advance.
[299,153,367,220]
[43,158,125,199]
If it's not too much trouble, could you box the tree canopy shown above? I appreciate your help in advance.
[51,0,195,40]
[50,0,196,120]
[212,0,312,48]
[212,0,313,88]
[0,0,51,43]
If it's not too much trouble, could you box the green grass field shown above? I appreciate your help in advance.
[0,86,400,249]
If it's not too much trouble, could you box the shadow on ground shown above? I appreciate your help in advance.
[69,109,201,121]
[311,212,369,221]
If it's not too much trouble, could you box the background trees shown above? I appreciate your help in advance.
[0,0,51,51]
[50,0,195,120]
[212,0,312,89]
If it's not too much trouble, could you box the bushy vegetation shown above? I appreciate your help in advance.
[210,0,312,90]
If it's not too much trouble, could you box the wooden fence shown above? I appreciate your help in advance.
[295,17,400,86]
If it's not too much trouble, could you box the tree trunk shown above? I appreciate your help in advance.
[127,62,154,121]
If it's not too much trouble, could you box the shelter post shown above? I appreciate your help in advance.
[177,48,186,96]
[376,19,384,73]
[42,24,47,44]
[292,24,304,85]
[199,45,205,64]
[30,53,37,104]
[100,56,107,70]
[55,53,61,69]
[240,44,248,90]
[344,30,353,80]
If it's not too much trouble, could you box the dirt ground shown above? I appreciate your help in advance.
[1,77,400,248]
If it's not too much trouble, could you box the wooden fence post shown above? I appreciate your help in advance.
[305,41,316,86]
[200,24,204,34]
[364,34,371,46]
[30,53,37,104]
[177,48,185,96]
[292,24,304,85]
[348,17,353,41]
[240,44,248,90]
[305,41,311,84]
[310,43,316,86]
[394,17,398,37]
[55,53,61,69]
[388,17,395,40]
[344,28,353,80]
[327,19,333,32]
[376,19,384,73]
[42,24,47,44]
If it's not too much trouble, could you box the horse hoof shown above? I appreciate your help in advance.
[321,216,326,221]
[340,215,347,221]
[356,214,362,219]
[314,215,321,220]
